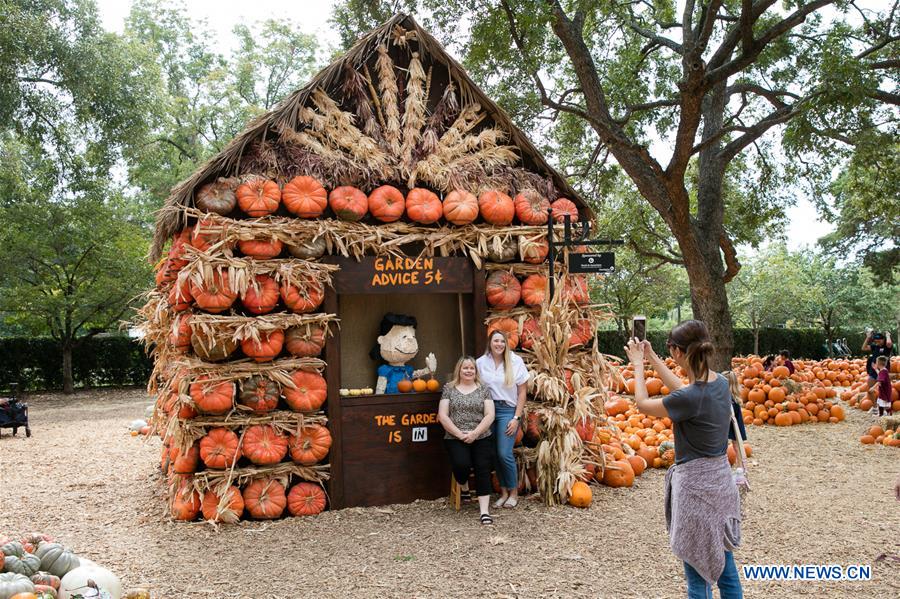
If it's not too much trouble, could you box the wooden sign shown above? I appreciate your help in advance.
[324,256,473,294]
[336,393,450,507]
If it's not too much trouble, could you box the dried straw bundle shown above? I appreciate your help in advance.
[190,312,337,348]
[400,51,427,175]
[376,44,402,154]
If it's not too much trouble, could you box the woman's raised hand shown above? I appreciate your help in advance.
[624,337,645,366]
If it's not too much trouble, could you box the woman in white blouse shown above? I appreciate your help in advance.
[476,330,529,508]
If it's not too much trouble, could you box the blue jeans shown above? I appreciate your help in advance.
[683,552,742,599]
[492,403,518,489]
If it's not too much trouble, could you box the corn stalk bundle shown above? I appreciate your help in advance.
[400,51,427,176]
[190,312,338,349]
[165,356,326,387]
[376,44,402,154]
[175,246,338,298]
[191,462,330,496]
[523,274,613,505]
[341,64,382,141]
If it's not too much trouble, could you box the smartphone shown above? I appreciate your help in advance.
[632,315,646,341]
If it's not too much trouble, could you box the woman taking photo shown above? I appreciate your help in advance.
[476,330,529,509]
[624,320,743,599]
[438,356,496,525]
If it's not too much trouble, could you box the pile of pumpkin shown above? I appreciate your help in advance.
[0,534,140,599]
[840,357,900,413]
[485,270,592,350]
[859,423,900,447]
[565,395,755,508]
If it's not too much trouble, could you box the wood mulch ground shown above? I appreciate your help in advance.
[1,387,898,598]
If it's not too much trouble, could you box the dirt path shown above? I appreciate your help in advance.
[1,388,898,598]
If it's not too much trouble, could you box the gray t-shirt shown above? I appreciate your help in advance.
[662,374,732,464]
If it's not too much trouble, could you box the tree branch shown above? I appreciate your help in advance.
[719,233,741,283]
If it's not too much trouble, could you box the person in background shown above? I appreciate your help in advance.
[476,330,529,509]
[438,356,496,525]
[761,355,775,372]
[625,320,743,599]
[863,331,893,387]
[870,356,893,417]
[774,350,795,374]
[895,472,900,501]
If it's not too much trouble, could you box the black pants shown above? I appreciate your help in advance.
[444,437,494,497]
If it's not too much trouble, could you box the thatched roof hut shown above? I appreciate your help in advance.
[151,12,592,260]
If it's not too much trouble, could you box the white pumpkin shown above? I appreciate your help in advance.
[60,565,121,599]
[144,404,155,421]
[128,419,147,432]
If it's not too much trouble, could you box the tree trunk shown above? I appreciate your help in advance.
[679,236,735,371]
[62,343,74,394]
[753,327,759,357]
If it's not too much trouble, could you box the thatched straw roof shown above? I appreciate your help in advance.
[151,13,592,260]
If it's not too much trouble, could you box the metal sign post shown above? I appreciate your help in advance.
[546,208,623,298]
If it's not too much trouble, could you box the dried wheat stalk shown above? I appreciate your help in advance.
[376,44,401,154]
[400,51,427,175]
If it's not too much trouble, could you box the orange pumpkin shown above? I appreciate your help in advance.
[397,378,413,393]
[367,185,406,223]
[238,237,283,259]
[289,424,333,465]
[767,387,786,402]
[569,319,593,348]
[241,274,280,315]
[287,482,327,516]
[485,271,522,309]
[519,317,540,350]
[200,427,241,469]
[201,485,244,523]
[564,275,590,305]
[521,274,547,306]
[285,325,327,357]
[171,479,201,521]
[426,378,441,392]
[236,176,281,217]
[626,455,647,476]
[520,236,549,264]
[600,460,635,487]
[242,478,286,519]
[604,397,630,416]
[478,190,515,225]
[514,191,550,225]
[774,411,793,426]
[169,315,192,352]
[190,271,238,314]
[487,318,519,349]
[442,189,479,225]
[242,425,289,465]
[329,185,368,221]
[171,443,200,474]
[280,279,325,314]
[568,480,592,507]
[282,175,327,218]
[168,278,193,312]
[405,187,442,224]
[189,376,234,415]
[283,370,328,412]
[412,378,428,392]
[241,329,285,362]
[550,197,578,222]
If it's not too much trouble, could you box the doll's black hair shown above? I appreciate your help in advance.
[370,313,418,360]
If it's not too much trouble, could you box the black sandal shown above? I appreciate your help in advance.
[459,489,472,502]
[480,513,494,526]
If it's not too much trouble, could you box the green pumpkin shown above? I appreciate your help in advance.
[0,571,37,597]
[0,542,24,558]
[658,440,675,454]
[34,544,79,578]
[3,552,41,576]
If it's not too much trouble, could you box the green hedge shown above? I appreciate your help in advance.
[0,327,869,392]
[0,336,152,392]
[596,328,868,361]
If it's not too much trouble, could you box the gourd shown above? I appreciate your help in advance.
[34,544,79,578]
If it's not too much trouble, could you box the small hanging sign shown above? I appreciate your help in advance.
[568,251,615,274]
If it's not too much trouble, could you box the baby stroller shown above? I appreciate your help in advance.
[0,384,30,438]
